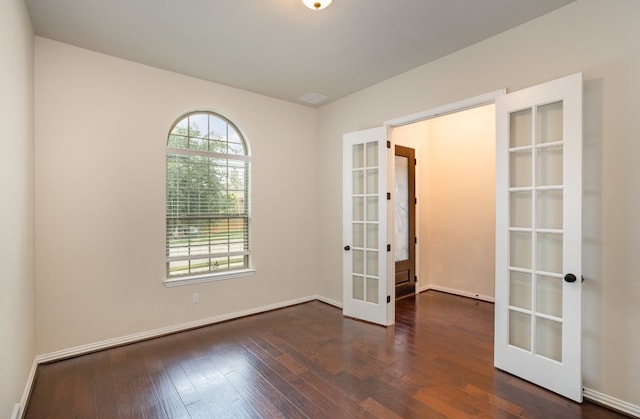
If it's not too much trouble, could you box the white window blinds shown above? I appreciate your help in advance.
[166,112,251,278]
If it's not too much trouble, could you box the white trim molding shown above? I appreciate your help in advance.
[423,284,495,303]
[36,295,341,363]
[18,359,38,418]
[10,403,20,419]
[21,295,329,417]
[21,293,640,419]
[583,387,640,417]
[384,89,506,128]
[163,269,256,287]
[315,295,343,308]
[37,295,318,363]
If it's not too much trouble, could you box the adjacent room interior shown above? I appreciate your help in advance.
[392,104,496,301]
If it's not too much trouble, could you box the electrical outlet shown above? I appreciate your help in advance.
[193,292,199,304]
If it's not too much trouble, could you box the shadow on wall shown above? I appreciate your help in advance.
[581,77,603,391]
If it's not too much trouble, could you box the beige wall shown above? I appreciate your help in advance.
[34,38,319,354]
[317,0,640,407]
[394,105,495,299]
[0,0,35,416]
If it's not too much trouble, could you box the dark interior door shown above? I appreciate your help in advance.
[394,145,416,299]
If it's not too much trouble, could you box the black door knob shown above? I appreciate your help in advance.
[564,273,577,283]
[344,245,351,251]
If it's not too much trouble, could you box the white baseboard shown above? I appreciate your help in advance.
[315,295,343,308]
[421,284,495,303]
[10,403,20,419]
[20,295,329,417]
[421,287,640,416]
[23,294,639,419]
[17,359,37,418]
[584,387,640,417]
[37,294,320,363]
[419,288,640,416]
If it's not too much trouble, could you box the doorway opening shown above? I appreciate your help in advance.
[390,104,497,302]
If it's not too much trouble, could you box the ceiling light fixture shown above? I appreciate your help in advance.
[302,0,333,11]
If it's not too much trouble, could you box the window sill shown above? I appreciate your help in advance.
[164,269,256,288]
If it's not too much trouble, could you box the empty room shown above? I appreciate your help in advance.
[2,0,639,417]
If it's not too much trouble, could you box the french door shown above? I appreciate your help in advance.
[342,127,393,326]
[495,73,583,402]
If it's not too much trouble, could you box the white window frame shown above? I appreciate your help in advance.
[164,111,254,287]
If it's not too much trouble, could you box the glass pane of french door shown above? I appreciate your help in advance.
[508,100,564,362]
[394,155,409,261]
[351,141,380,303]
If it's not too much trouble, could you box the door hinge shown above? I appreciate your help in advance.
[387,192,391,200]
[414,275,418,283]
[387,244,391,252]
[387,295,391,303]
[386,140,391,149]
[414,158,417,165]
[414,197,417,205]
[415,237,418,244]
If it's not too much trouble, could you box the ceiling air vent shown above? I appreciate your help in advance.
[298,92,329,105]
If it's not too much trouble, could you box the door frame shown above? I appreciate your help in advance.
[385,90,506,128]
[384,89,506,296]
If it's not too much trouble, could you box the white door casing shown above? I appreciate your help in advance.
[495,73,583,402]
[343,127,393,326]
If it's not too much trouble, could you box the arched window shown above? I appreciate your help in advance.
[166,111,251,281]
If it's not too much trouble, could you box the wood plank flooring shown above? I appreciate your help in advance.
[25,291,627,418]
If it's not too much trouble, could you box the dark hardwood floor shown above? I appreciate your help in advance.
[25,291,626,418]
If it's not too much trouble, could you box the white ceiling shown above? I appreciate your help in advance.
[25,0,576,106]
